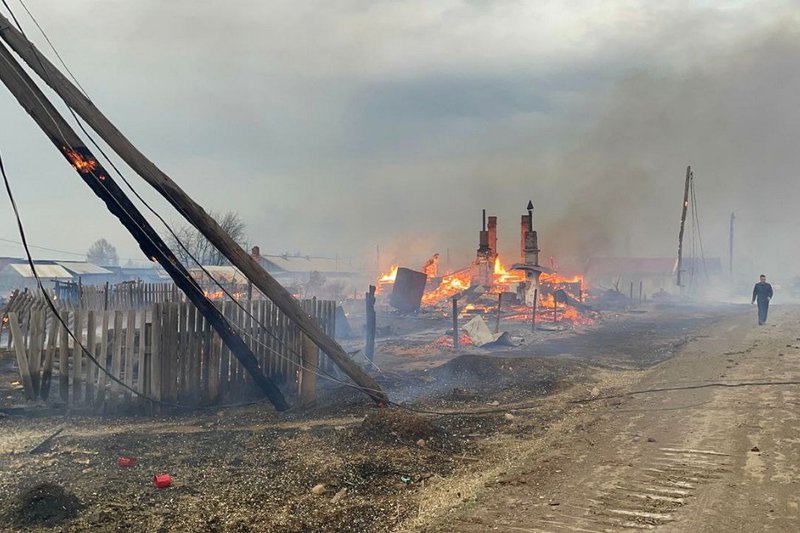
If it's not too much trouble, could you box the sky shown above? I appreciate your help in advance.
[0,0,799,283]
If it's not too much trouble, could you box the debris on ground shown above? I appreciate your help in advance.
[360,409,440,444]
[462,316,516,347]
[3,483,82,528]
[331,488,347,504]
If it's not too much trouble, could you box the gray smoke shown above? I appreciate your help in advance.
[0,1,798,288]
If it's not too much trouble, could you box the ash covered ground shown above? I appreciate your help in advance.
[0,304,736,532]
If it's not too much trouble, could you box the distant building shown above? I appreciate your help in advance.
[0,261,73,295]
[56,261,116,285]
[250,247,357,284]
[104,266,171,284]
[0,256,174,297]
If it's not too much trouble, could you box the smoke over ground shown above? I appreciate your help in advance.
[0,2,798,286]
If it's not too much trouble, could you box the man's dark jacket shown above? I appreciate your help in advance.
[752,282,774,303]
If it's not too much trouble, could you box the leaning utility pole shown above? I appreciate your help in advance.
[0,15,386,404]
[729,211,735,278]
[0,39,289,410]
[676,166,692,287]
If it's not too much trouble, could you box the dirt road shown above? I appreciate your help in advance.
[425,304,800,532]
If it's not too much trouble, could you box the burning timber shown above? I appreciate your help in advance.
[377,204,594,328]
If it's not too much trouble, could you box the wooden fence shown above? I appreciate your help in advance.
[1,297,336,412]
[52,282,185,310]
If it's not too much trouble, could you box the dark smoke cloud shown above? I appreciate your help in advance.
[0,1,797,288]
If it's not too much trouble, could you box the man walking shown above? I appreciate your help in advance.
[752,274,774,325]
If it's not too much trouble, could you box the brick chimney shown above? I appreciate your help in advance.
[487,216,498,258]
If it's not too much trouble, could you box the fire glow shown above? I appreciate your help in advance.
[63,147,98,173]
[376,265,398,294]
[420,269,470,305]
[377,256,590,324]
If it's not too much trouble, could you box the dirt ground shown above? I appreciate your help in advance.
[426,304,800,532]
[0,303,762,532]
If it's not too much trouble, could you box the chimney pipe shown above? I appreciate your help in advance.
[527,200,534,231]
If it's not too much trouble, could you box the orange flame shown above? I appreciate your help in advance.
[375,265,399,294]
[378,265,398,283]
[492,257,525,290]
[64,148,98,173]
[421,269,471,305]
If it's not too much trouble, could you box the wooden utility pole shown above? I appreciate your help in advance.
[0,17,386,405]
[676,166,692,287]
[364,285,376,362]
[0,39,288,410]
[494,293,502,334]
[729,211,735,278]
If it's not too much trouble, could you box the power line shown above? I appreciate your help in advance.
[0,235,151,263]
[0,236,86,257]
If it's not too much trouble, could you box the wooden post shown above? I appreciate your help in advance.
[71,310,83,406]
[0,18,387,404]
[677,165,692,287]
[58,310,69,404]
[299,334,318,407]
[187,303,199,402]
[639,281,643,304]
[532,288,538,332]
[553,292,558,323]
[150,304,162,406]
[219,302,231,393]
[124,310,136,403]
[28,310,44,399]
[8,313,34,400]
[630,281,634,301]
[452,298,459,350]
[365,285,376,362]
[40,312,57,400]
[84,311,96,404]
[95,311,110,406]
[110,310,124,404]
[495,292,502,334]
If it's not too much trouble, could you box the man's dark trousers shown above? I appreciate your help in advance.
[758,299,769,324]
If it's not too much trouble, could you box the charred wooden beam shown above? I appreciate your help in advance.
[553,289,594,313]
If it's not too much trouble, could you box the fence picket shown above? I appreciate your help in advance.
[84,311,96,405]
[71,310,83,406]
[124,310,136,403]
[8,313,33,400]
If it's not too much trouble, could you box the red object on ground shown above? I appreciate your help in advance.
[116,456,137,468]
[153,474,172,488]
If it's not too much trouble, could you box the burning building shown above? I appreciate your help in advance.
[375,203,592,326]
